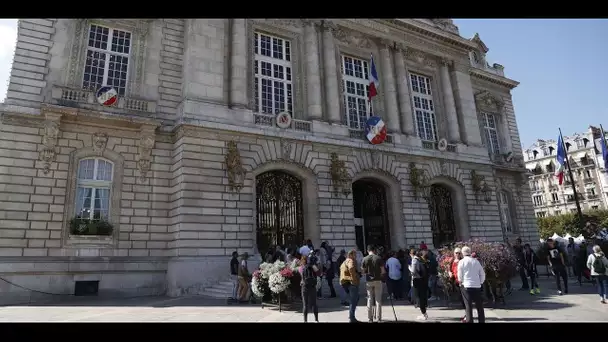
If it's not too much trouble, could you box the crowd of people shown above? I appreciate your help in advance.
[228,236,608,322]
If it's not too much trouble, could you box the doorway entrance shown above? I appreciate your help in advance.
[352,179,390,252]
[427,184,457,248]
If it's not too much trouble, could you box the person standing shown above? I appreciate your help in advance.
[457,246,486,324]
[362,245,386,322]
[340,249,361,323]
[320,242,337,298]
[450,248,466,322]
[546,239,568,295]
[423,246,440,301]
[566,237,580,280]
[237,252,251,302]
[586,245,608,303]
[507,238,529,291]
[386,251,402,300]
[410,249,430,320]
[523,243,540,295]
[407,248,416,304]
[299,255,320,322]
[229,251,240,301]
[299,239,313,257]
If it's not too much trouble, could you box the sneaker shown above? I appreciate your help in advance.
[601,299,606,304]
[535,288,540,294]
[416,314,428,321]
[529,289,535,295]
[461,316,467,323]
[558,290,563,296]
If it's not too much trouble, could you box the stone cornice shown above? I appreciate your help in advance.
[470,68,519,90]
[381,19,478,52]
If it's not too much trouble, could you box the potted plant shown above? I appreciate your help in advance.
[69,217,114,236]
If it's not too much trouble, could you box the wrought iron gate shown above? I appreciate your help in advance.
[428,184,457,247]
[256,171,304,254]
[353,180,390,251]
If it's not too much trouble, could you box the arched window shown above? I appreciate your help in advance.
[498,191,513,233]
[75,158,113,221]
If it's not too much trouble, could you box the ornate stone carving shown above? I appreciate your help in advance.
[474,90,504,113]
[330,153,351,197]
[332,26,374,49]
[253,19,302,29]
[92,132,108,154]
[136,127,155,182]
[370,150,380,169]
[431,19,459,35]
[280,139,292,160]
[405,48,436,68]
[301,19,322,28]
[39,114,62,174]
[408,162,428,200]
[440,160,448,175]
[471,170,491,203]
[225,141,246,192]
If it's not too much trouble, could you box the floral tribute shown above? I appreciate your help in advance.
[251,260,300,300]
[437,239,518,293]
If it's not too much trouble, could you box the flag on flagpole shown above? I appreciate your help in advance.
[555,134,566,185]
[600,125,608,170]
[368,54,379,102]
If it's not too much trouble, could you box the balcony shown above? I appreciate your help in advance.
[587,194,599,200]
[580,159,595,167]
[51,85,156,114]
[253,113,312,133]
[470,60,505,77]
[421,140,456,152]
[584,178,595,184]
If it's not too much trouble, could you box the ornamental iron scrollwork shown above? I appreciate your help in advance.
[428,184,457,247]
[225,140,246,192]
[330,152,351,197]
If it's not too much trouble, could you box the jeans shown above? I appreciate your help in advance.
[302,288,318,322]
[230,274,239,299]
[595,275,608,300]
[527,268,538,289]
[461,287,485,323]
[413,278,428,315]
[387,278,401,299]
[338,281,349,303]
[518,265,529,289]
[344,283,360,322]
[428,274,438,298]
[366,280,383,321]
[553,265,568,293]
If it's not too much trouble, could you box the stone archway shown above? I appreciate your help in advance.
[352,171,405,250]
[251,162,319,256]
[426,176,470,247]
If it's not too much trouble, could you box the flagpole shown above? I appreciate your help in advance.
[559,128,584,225]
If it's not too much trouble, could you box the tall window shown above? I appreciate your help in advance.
[498,191,513,233]
[254,32,293,115]
[551,193,559,202]
[341,55,371,129]
[409,73,437,142]
[533,195,543,206]
[83,24,131,96]
[481,112,500,155]
[75,158,113,221]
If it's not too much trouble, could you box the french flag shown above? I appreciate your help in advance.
[368,53,379,102]
[555,134,566,185]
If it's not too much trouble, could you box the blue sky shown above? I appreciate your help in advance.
[0,19,606,148]
[455,19,608,148]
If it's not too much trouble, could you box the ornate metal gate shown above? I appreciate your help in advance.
[428,184,457,247]
[353,180,390,251]
[256,171,304,254]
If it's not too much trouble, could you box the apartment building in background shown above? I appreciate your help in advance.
[524,126,608,218]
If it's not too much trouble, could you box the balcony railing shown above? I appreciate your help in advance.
[587,194,599,200]
[253,113,312,133]
[51,85,156,113]
[584,178,595,184]
[421,140,457,152]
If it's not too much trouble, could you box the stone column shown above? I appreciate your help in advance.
[322,21,341,124]
[393,44,415,136]
[440,59,461,143]
[378,40,400,133]
[303,20,323,121]
[450,63,483,146]
[230,19,248,108]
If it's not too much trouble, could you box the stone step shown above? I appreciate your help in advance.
[205,287,232,295]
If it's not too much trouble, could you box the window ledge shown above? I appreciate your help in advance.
[67,234,114,247]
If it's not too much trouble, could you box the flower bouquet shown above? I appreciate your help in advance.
[251,260,297,304]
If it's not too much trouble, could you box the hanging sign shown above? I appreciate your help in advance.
[365,116,387,145]
[96,86,118,106]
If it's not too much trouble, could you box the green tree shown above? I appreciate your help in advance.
[536,209,608,239]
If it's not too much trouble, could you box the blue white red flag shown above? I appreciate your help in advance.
[365,116,387,145]
[600,126,608,170]
[555,134,566,185]
[368,54,379,102]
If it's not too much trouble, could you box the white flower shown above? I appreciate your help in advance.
[251,276,265,298]
[268,273,289,294]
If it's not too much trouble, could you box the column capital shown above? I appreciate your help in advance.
[321,20,338,32]
[395,43,408,53]
[302,19,323,28]
[440,58,454,67]
[377,38,394,50]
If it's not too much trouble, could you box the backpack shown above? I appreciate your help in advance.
[302,264,317,289]
[592,254,607,275]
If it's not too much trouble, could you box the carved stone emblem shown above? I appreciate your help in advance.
[280,139,292,160]
[92,132,108,154]
[474,90,504,113]
[370,150,380,169]
[408,162,428,200]
[39,113,62,174]
[405,48,436,68]
[225,141,246,192]
[471,170,491,204]
[332,26,373,49]
[330,153,351,197]
[136,132,155,182]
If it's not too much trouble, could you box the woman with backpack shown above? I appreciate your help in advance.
[586,245,608,304]
[410,249,430,320]
[298,254,321,322]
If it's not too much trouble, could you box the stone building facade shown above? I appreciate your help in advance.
[524,126,608,217]
[0,18,537,303]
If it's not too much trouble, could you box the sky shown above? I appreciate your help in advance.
[0,19,606,149]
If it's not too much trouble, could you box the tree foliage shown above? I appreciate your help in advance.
[536,209,608,239]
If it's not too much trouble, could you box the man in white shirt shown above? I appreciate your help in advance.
[385,251,402,300]
[457,246,486,323]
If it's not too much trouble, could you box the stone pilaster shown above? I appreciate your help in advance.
[378,40,400,133]
[393,44,415,136]
[322,21,341,124]
[451,63,483,146]
[303,20,323,120]
[440,59,461,143]
[230,19,248,108]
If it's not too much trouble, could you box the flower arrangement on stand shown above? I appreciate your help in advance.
[251,260,298,305]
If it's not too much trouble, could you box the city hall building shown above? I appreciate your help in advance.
[0,18,537,303]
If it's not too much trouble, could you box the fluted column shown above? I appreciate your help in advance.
[303,20,323,120]
[322,21,341,124]
[378,40,400,133]
[440,59,461,143]
[394,44,415,136]
[230,19,248,108]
